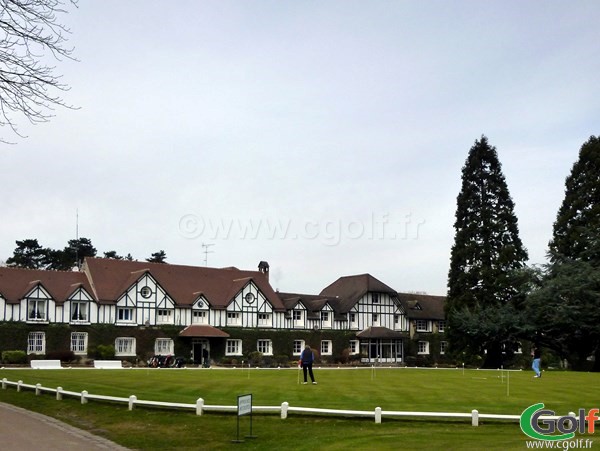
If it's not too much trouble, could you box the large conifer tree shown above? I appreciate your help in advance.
[447,136,528,368]
[528,135,600,370]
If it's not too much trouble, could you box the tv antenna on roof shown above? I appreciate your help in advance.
[201,243,214,266]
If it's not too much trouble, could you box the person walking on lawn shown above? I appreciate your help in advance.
[300,345,317,385]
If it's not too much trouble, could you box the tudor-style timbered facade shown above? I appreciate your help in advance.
[0,258,445,365]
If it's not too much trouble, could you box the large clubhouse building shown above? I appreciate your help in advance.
[0,258,446,366]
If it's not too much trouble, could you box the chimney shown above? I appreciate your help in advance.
[258,261,270,281]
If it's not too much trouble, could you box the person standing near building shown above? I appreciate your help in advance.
[532,346,541,378]
[300,345,317,384]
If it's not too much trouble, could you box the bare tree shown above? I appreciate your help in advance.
[0,0,77,142]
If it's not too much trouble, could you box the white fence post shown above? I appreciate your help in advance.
[196,398,204,416]
[81,390,88,404]
[129,395,137,411]
[17,380,22,392]
[2,378,7,389]
[281,402,289,419]
[56,387,63,400]
[36,383,41,396]
[472,409,479,427]
[375,407,382,424]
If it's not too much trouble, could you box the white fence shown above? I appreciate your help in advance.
[1,377,560,425]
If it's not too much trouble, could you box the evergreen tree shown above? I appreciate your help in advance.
[147,250,167,263]
[447,136,528,368]
[6,239,47,269]
[529,136,600,370]
[549,136,600,263]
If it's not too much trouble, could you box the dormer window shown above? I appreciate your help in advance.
[372,293,380,304]
[28,300,46,321]
[71,301,88,322]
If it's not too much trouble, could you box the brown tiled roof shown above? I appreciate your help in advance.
[179,325,230,338]
[356,326,405,339]
[397,292,446,320]
[319,274,398,313]
[0,267,92,304]
[83,258,285,309]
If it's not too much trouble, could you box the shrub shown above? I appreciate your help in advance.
[95,344,116,359]
[46,350,76,363]
[1,350,27,364]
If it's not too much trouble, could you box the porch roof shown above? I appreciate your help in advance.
[179,325,230,338]
[356,326,404,339]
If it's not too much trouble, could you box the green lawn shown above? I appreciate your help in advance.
[0,367,598,450]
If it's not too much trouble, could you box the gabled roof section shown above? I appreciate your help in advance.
[82,257,285,309]
[278,292,338,314]
[0,267,92,304]
[319,274,398,313]
[397,292,446,320]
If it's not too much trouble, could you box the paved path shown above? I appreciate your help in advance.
[0,402,129,450]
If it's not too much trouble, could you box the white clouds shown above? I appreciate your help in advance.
[1,0,598,295]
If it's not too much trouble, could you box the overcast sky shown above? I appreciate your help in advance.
[1,1,599,296]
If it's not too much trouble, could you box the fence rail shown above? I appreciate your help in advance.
[1,377,554,425]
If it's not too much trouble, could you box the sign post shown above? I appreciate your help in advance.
[232,393,256,443]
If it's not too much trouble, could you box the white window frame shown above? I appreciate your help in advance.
[293,339,305,355]
[227,312,241,326]
[71,332,88,354]
[71,301,88,322]
[416,319,430,332]
[155,338,174,355]
[418,340,429,355]
[157,309,173,324]
[349,340,359,355]
[28,331,45,354]
[349,312,357,325]
[292,310,302,322]
[438,320,446,333]
[372,313,379,325]
[117,307,134,323]
[226,339,243,356]
[321,340,332,355]
[115,337,136,356]
[372,293,380,304]
[440,341,448,355]
[257,339,272,355]
[192,310,208,324]
[258,313,271,326]
[27,299,46,321]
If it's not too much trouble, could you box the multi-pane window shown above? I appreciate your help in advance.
[71,301,88,321]
[416,320,430,332]
[349,340,359,354]
[349,312,357,324]
[157,309,173,324]
[227,312,241,325]
[372,313,379,325]
[292,310,302,322]
[440,341,448,355]
[117,307,134,322]
[418,341,429,355]
[321,340,332,355]
[192,311,207,324]
[372,293,380,304]
[28,332,45,354]
[155,338,173,355]
[438,320,446,333]
[27,300,46,321]
[258,313,271,326]
[115,337,136,356]
[71,332,88,354]
[321,311,329,322]
[257,339,272,355]
[226,339,242,355]
[293,339,305,355]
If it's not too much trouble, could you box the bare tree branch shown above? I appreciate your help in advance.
[0,0,77,143]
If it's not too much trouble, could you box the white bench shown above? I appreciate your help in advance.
[30,360,62,369]
[94,360,123,369]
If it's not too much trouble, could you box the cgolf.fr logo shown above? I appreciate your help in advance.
[520,403,598,441]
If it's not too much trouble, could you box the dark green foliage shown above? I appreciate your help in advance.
[146,250,167,263]
[549,136,600,264]
[1,350,27,364]
[5,239,47,269]
[447,136,528,368]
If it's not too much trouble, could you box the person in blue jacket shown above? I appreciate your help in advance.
[300,345,317,384]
